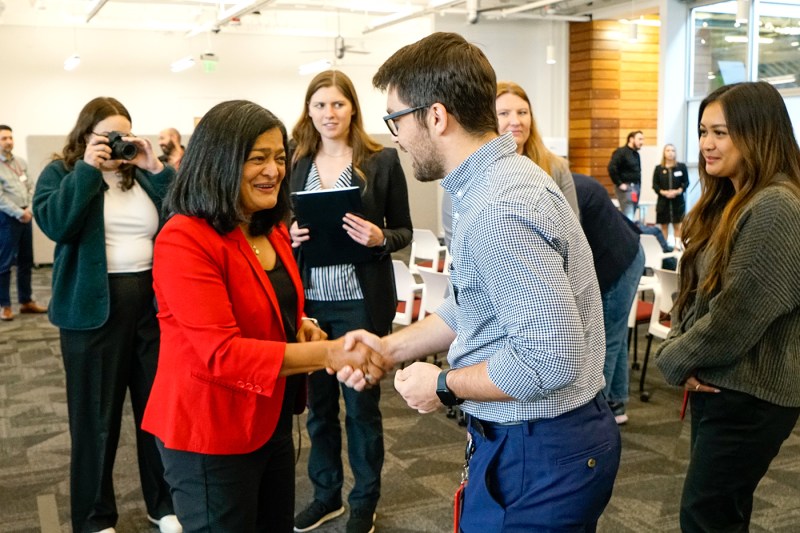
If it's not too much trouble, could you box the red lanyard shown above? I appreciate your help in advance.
[2,158,23,177]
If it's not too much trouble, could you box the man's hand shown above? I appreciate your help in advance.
[394,361,442,414]
[334,329,394,390]
[18,208,32,223]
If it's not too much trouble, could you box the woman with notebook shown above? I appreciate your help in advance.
[289,70,413,533]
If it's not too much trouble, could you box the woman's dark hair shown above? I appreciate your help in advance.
[56,97,135,190]
[675,81,800,318]
[165,100,290,236]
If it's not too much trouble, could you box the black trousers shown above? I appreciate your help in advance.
[60,272,173,532]
[157,430,296,533]
[681,388,800,533]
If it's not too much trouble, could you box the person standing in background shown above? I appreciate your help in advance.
[158,127,185,170]
[573,173,644,425]
[290,70,413,533]
[495,81,579,216]
[0,124,47,321]
[608,130,644,220]
[653,143,689,247]
[656,81,800,532]
[33,98,180,533]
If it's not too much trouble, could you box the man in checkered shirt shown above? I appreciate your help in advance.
[341,32,621,531]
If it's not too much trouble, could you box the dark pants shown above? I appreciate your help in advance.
[462,394,621,532]
[157,431,296,533]
[304,299,384,514]
[60,272,173,532]
[0,213,33,306]
[681,388,800,533]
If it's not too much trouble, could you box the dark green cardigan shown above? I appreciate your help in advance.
[33,160,174,330]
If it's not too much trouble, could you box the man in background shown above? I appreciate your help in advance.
[0,125,47,320]
[158,127,185,170]
[608,130,644,220]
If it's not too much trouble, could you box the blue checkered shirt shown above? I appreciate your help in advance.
[437,133,606,422]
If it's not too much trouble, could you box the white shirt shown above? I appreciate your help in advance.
[102,171,159,273]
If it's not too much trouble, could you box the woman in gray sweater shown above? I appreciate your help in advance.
[656,82,800,532]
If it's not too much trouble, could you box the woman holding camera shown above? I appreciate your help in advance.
[33,97,179,533]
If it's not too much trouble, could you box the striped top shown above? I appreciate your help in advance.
[303,162,364,302]
[656,182,800,407]
[437,133,605,422]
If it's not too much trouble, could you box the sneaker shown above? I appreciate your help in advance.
[615,413,629,425]
[147,514,182,533]
[294,501,345,532]
[346,510,376,533]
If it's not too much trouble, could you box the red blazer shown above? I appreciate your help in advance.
[142,215,304,455]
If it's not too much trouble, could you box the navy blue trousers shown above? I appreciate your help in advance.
[0,213,33,306]
[304,299,384,514]
[462,394,620,532]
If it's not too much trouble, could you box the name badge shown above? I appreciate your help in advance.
[674,170,683,177]
[19,173,28,183]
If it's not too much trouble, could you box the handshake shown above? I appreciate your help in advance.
[325,329,392,391]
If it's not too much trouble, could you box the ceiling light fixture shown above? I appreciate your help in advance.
[63,54,80,71]
[298,59,332,76]
[546,45,556,65]
[736,0,749,25]
[170,56,195,73]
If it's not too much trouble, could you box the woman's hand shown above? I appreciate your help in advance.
[297,318,327,343]
[685,375,720,394]
[343,213,385,248]
[289,220,310,249]
[83,132,113,169]
[126,135,165,174]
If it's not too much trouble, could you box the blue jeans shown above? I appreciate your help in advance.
[601,245,645,409]
[615,183,640,221]
[462,394,620,532]
[0,213,33,307]
[304,299,384,514]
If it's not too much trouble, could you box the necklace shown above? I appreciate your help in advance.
[250,242,260,256]
[321,148,352,158]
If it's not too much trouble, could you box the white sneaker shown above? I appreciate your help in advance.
[615,413,629,425]
[94,529,115,533]
[148,514,183,533]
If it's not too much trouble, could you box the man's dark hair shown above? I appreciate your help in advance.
[165,100,290,236]
[373,32,498,137]
[626,130,643,143]
[0,125,11,132]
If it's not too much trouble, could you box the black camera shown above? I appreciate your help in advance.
[107,131,138,161]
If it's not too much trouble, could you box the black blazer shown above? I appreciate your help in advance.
[290,147,413,335]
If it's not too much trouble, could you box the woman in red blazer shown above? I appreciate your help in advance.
[142,100,386,533]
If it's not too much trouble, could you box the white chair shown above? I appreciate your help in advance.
[416,267,451,320]
[627,276,656,368]
[640,233,681,274]
[639,268,680,401]
[392,260,424,327]
[409,228,448,273]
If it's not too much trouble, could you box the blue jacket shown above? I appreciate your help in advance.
[33,160,174,330]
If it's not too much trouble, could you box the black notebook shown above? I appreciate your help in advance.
[291,186,374,267]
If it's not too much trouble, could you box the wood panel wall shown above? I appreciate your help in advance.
[568,20,660,193]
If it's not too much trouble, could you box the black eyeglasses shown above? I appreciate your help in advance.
[383,104,430,136]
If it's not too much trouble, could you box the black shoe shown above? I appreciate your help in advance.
[346,509,376,533]
[294,501,345,532]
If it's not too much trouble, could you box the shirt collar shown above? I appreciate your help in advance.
[441,133,517,195]
[0,152,12,163]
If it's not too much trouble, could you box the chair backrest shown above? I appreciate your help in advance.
[648,268,680,339]
[409,228,447,272]
[392,259,424,326]
[640,234,665,271]
[417,267,451,319]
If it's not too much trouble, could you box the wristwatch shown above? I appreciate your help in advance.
[436,369,463,407]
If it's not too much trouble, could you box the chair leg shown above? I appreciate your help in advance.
[631,325,641,370]
[639,334,653,402]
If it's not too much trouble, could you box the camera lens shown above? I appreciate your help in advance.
[107,131,138,161]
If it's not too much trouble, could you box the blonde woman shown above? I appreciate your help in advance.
[652,143,689,245]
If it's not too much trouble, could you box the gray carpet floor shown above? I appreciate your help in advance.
[1,266,799,532]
